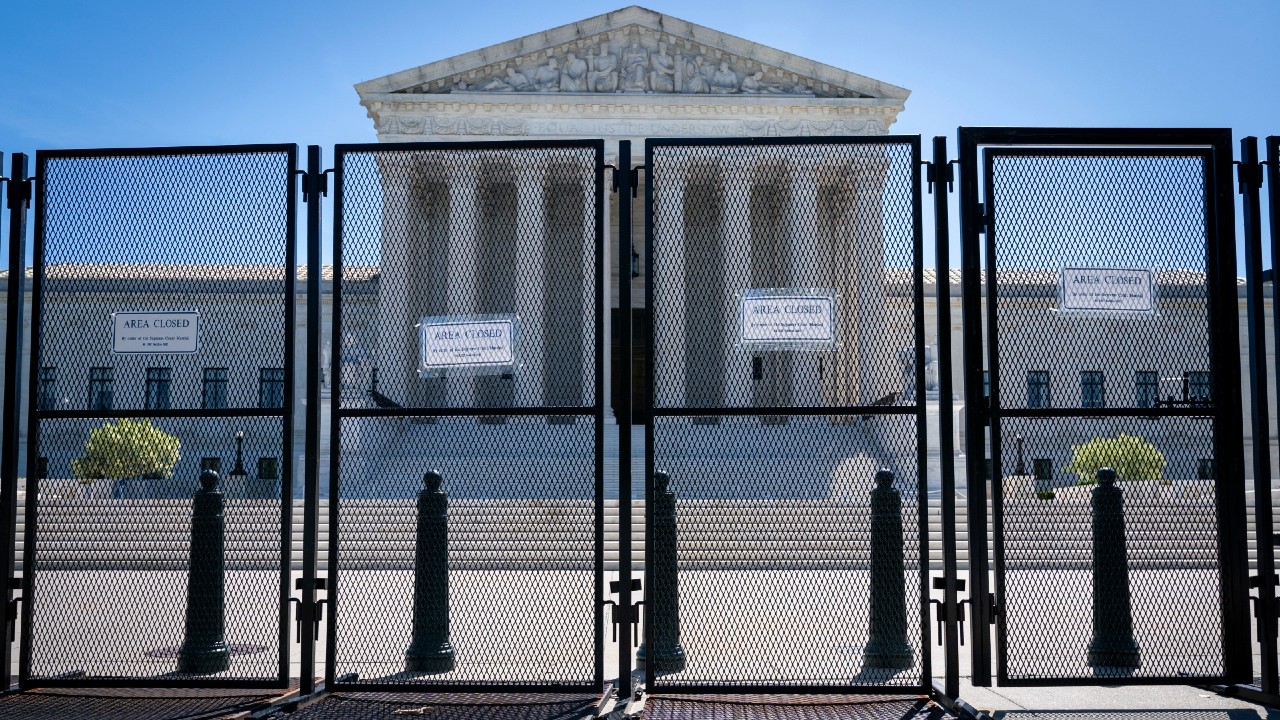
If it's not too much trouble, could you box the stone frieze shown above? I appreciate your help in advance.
[394,26,860,99]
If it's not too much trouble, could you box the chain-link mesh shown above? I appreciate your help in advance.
[335,146,598,411]
[330,143,602,688]
[646,140,925,689]
[28,148,294,683]
[649,142,919,413]
[986,150,1227,680]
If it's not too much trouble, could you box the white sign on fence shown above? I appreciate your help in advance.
[111,312,200,354]
[418,316,516,375]
[1058,267,1156,315]
[739,290,836,348]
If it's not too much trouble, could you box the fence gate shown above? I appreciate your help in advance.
[957,128,1252,685]
[642,136,930,692]
[23,145,299,687]
[327,140,606,692]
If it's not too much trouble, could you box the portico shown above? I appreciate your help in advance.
[353,5,910,420]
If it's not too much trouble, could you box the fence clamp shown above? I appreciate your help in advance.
[301,168,333,200]
[925,160,954,194]
[5,175,31,205]
[630,165,645,198]
[606,578,643,644]
[1237,161,1263,194]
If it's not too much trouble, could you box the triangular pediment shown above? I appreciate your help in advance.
[355,6,909,101]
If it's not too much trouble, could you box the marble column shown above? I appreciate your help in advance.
[721,160,754,409]
[579,157,598,410]
[787,162,821,407]
[854,162,889,406]
[514,161,547,408]
[652,159,687,409]
[445,155,479,408]
[373,153,417,406]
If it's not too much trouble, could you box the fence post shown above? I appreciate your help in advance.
[405,470,456,673]
[637,471,686,674]
[864,468,913,669]
[177,469,230,674]
[1087,467,1140,668]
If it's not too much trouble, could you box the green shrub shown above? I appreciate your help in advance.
[71,419,181,481]
[1065,433,1165,485]
[1035,489,1056,501]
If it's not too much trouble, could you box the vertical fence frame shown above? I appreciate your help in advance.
[1240,136,1277,696]
[929,136,963,700]
[957,127,1250,687]
[19,144,300,689]
[0,152,22,691]
[325,139,607,694]
[642,134,931,694]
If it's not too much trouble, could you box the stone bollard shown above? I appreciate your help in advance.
[405,470,456,673]
[636,471,686,674]
[1087,468,1141,668]
[177,469,231,674]
[864,468,913,669]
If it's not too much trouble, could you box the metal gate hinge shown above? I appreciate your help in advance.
[630,165,645,198]
[988,592,999,623]
[925,160,955,194]
[975,202,990,233]
[1237,161,1263,194]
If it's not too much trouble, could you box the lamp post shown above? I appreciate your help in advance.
[227,431,248,497]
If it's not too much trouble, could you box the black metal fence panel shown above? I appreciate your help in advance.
[328,141,604,691]
[24,146,298,686]
[643,137,928,691]
[969,135,1249,684]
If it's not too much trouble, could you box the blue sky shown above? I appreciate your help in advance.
[1,0,1277,265]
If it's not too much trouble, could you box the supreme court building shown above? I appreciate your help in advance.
[1,6,1273,496]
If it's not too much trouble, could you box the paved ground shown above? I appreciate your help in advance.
[0,685,294,720]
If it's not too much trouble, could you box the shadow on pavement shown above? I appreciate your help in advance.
[0,686,287,720]
[642,694,955,719]
[276,692,597,719]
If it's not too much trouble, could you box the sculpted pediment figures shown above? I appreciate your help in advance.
[399,27,848,98]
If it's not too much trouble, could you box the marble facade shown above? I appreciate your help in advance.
[353,6,911,421]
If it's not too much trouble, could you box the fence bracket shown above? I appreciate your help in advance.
[925,159,955,194]
[1238,161,1263,194]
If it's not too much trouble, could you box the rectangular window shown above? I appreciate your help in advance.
[259,368,285,409]
[1196,458,1216,480]
[1186,371,1211,403]
[1135,370,1158,409]
[202,367,229,409]
[257,457,279,480]
[1032,458,1053,481]
[88,367,113,411]
[37,367,57,411]
[1081,371,1105,409]
[1027,370,1050,409]
[145,367,172,411]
